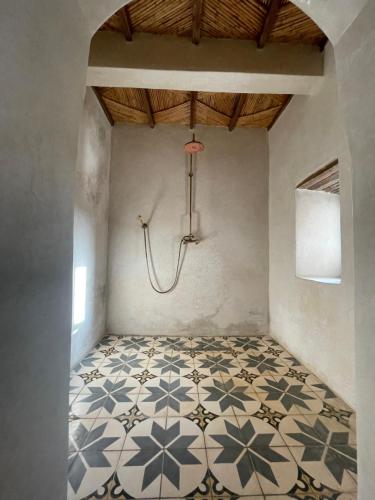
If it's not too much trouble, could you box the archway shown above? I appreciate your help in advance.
[77,2,373,499]
[79,0,367,43]
[1,0,373,499]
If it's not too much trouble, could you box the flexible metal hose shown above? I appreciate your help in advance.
[142,225,187,294]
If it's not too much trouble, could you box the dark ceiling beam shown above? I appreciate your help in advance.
[190,91,197,129]
[257,0,282,49]
[121,6,133,41]
[267,95,292,130]
[228,93,247,131]
[139,89,155,128]
[91,87,114,126]
[192,0,203,45]
[319,35,328,52]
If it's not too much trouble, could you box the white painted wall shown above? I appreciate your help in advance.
[0,1,89,498]
[335,3,375,496]
[71,88,112,367]
[107,124,269,336]
[296,189,341,282]
[268,44,356,407]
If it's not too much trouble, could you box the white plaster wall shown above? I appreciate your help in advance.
[0,1,90,498]
[71,88,112,367]
[268,44,356,407]
[296,189,341,280]
[107,124,269,336]
[335,3,375,496]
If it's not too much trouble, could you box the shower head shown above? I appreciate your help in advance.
[184,134,205,154]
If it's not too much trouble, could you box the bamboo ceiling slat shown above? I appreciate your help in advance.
[196,101,230,127]
[297,160,340,194]
[241,93,288,115]
[128,0,193,37]
[154,101,191,124]
[201,0,266,40]
[149,89,190,113]
[197,92,235,117]
[103,97,149,123]
[99,0,326,46]
[102,88,145,111]
[95,87,290,129]
[237,105,282,128]
[269,3,325,45]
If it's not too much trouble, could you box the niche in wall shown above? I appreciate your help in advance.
[295,160,341,284]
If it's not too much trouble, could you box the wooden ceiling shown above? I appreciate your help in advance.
[297,160,340,194]
[100,0,326,46]
[94,0,326,129]
[94,88,291,130]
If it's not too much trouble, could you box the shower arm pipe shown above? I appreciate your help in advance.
[188,151,193,237]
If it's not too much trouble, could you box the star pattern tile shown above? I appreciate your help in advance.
[67,334,357,499]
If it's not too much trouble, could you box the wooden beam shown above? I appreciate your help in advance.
[121,6,132,42]
[297,159,339,192]
[267,95,292,130]
[190,91,197,129]
[192,0,203,45]
[319,35,328,52]
[91,87,114,126]
[139,89,155,128]
[228,94,247,131]
[258,0,282,49]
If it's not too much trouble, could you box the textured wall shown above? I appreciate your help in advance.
[0,1,89,499]
[71,88,112,367]
[335,2,375,496]
[268,44,355,407]
[107,124,269,336]
[296,189,341,281]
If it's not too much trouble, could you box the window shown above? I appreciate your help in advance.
[295,160,341,284]
[73,266,87,326]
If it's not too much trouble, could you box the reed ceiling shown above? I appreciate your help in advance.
[94,0,326,129]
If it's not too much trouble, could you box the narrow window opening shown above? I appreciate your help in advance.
[295,160,341,285]
[72,266,87,327]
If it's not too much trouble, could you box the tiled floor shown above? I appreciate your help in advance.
[69,335,357,499]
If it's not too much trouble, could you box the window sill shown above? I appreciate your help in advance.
[297,275,342,285]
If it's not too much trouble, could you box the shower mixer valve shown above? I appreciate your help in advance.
[137,215,148,229]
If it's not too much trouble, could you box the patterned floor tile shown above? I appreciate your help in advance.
[117,448,163,498]
[68,335,357,499]
[69,418,96,452]
[83,418,127,451]
[227,336,268,354]
[72,352,106,375]
[100,351,149,376]
[70,374,85,394]
[165,417,205,448]
[195,353,241,376]
[68,450,120,499]
[251,446,298,495]
[252,376,323,415]
[237,352,289,376]
[116,335,155,353]
[73,377,141,418]
[159,448,208,498]
[206,447,263,496]
[289,445,357,492]
[123,417,167,450]
[149,353,195,377]
[198,377,261,416]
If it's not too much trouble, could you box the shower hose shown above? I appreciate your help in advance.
[141,223,189,294]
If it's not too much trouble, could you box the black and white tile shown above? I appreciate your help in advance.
[68,334,357,499]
